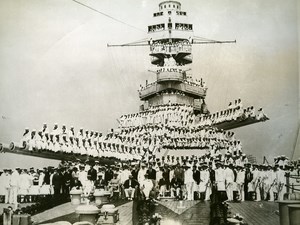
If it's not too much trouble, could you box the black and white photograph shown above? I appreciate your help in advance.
[0,0,299,225]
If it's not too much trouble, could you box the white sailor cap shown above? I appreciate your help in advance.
[25,128,29,130]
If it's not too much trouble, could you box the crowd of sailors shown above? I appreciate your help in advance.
[138,77,206,92]
[150,40,191,54]
[15,103,268,161]
[0,154,299,206]
[198,99,268,126]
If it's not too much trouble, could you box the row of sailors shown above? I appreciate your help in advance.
[21,123,104,144]
[19,125,242,160]
[184,78,207,88]
[150,41,191,54]
[21,136,145,160]
[138,81,157,91]
[118,126,237,144]
[138,78,206,93]
[119,104,195,128]
[24,125,241,151]
[228,98,243,109]
[2,155,297,204]
[151,152,249,168]
[139,158,298,202]
[198,106,268,127]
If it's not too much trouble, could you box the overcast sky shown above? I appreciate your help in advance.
[0,0,299,165]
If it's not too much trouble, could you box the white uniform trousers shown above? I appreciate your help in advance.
[9,186,18,206]
[226,182,234,201]
[185,182,193,200]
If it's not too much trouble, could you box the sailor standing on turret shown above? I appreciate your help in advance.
[20,128,30,147]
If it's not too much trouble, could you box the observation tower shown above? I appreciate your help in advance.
[139,1,206,114]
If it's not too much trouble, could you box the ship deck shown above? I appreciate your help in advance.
[0,200,279,225]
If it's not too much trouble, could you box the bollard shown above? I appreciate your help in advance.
[70,189,83,205]
[3,207,13,225]
[93,189,107,205]
[277,200,300,225]
[12,214,31,225]
[97,204,119,224]
[75,204,100,224]
[288,204,300,225]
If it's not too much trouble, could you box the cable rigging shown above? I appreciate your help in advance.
[71,0,145,33]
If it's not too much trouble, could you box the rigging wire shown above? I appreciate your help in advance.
[71,0,145,33]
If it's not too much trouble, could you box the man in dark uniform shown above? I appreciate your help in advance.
[124,175,139,200]
[88,163,97,183]
[104,165,114,184]
[52,168,63,203]
[244,163,253,200]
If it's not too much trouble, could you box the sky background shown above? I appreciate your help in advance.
[0,0,299,168]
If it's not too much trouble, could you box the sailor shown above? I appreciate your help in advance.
[225,163,235,201]
[215,161,226,192]
[1,169,11,203]
[53,135,61,152]
[28,130,37,150]
[42,123,49,135]
[236,166,245,201]
[192,165,200,199]
[124,175,138,200]
[170,175,183,199]
[137,163,146,184]
[78,165,88,191]
[140,173,153,200]
[276,165,286,201]
[35,131,43,150]
[256,108,268,121]
[184,165,194,200]
[266,165,277,201]
[51,123,60,136]
[18,169,32,203]
[199,164,210,201]
[252,164,261,201]
[20,128,30,147]
[9,168,20,208]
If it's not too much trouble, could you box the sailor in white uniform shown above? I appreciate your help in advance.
[225,164,235,201]
[9,168,20,208]
[184,165,194,200]
[140,173,153,199]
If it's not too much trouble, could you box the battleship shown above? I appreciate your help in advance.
[0,0,269,162]
[0,1,299,225]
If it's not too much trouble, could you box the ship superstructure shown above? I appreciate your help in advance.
[140,1,205,113]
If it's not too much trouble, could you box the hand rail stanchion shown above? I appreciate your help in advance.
[286,174,290,194]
